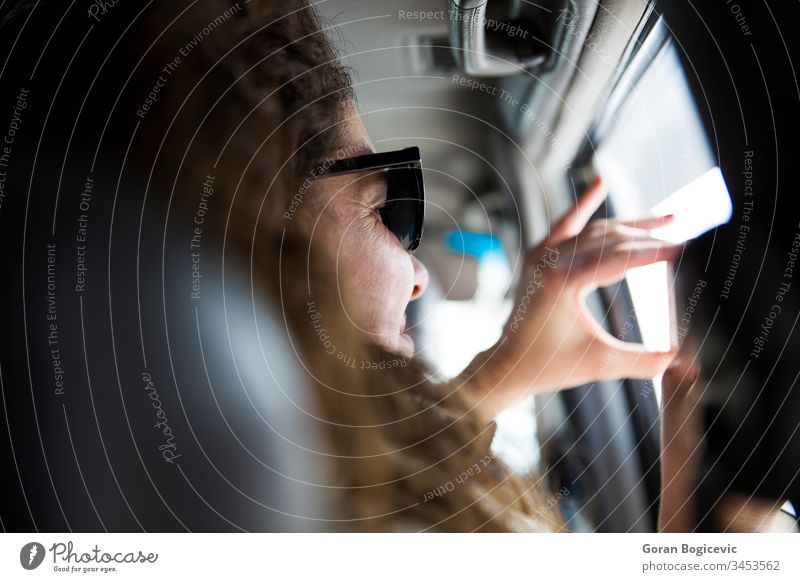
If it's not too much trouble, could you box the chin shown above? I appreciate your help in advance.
[396,332,415,358]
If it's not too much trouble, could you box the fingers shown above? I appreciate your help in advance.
[616,214,675,230]
[581,216,676,242]
[578,239,682,288]
[548,176,608,245]
[663,361,700,397]
[591,331,677,380]
[611,240,682,265]
[598,332,675,380]
[663,342,701,400]
[575,310,677,379]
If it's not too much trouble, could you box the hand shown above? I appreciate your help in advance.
[462,178,681,416]
[659,349,793,532]
[659,346,793,532]
[658,349,703,532]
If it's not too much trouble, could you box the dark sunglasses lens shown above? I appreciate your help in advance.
[379,167,424,250]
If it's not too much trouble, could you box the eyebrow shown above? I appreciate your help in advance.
[342,141,374,159]
[315,141,374,171]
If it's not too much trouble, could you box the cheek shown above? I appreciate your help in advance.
[337,222,414,335]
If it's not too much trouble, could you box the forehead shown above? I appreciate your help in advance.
[335,141,374,160]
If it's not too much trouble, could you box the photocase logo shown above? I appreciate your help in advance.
[19,542,46,570]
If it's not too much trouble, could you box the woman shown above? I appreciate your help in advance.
[122,0,710,531]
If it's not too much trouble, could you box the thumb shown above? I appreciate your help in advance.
[594,333,677,380]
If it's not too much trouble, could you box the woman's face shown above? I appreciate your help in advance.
[306,109,429,357]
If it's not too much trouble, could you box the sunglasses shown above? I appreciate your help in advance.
[315,146,425,252]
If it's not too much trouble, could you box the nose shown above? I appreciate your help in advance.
[410,254,429,301]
